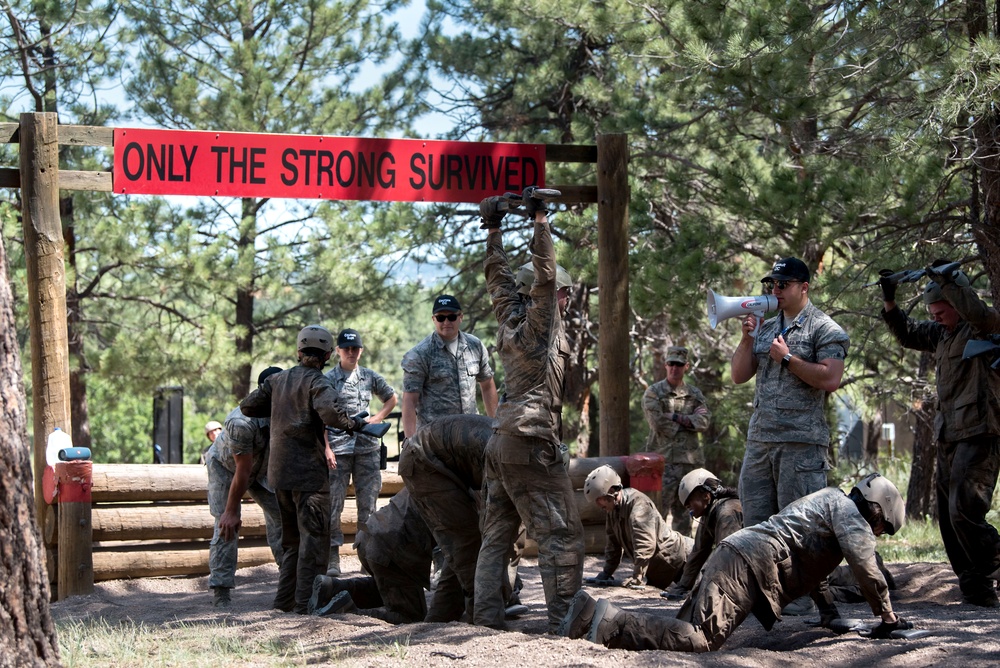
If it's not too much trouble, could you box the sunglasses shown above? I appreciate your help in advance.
[666,361,685,367]
[762,279,801,291]
[434,314,459,322]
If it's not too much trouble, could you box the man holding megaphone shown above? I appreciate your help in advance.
[729,257,850,529]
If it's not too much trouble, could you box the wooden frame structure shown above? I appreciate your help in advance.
[1,112,631,597]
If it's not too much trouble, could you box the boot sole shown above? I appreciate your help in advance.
[586,599,612,643]
[557,591,593,638]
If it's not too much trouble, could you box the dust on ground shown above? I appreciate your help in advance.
[51,555,999,667]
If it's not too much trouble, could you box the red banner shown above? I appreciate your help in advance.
[112,128,546,203]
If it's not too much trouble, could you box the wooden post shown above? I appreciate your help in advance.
[596,134,630,456]
[20,112,72,523]
[55,460,93,598]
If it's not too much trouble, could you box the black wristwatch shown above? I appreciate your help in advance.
[781,353,793,368]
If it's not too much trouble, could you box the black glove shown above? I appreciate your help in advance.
[878,269,897,302]
[522,186,548,219]
[868,616,913,639]
[479,194,516,229]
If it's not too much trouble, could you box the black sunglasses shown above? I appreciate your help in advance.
[666,361,685,368]
[434,314,459,322]
[762,279,801,291]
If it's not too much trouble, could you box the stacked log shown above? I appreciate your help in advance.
[52,456,628,582]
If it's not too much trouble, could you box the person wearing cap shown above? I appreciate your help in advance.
[206,366,285,608]
[582,465,693,591]
[400,294,498,438]
[561,474,910,651]
[642,345,711,534]
[324,328,397,577]
[240,325,371,614]
[473,187,585,633]
[663,469,742,601]
[879,259,1000,607]
[730,257,849,528]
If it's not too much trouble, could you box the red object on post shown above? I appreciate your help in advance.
[625,453,665,493]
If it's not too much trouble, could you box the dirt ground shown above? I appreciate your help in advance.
[49,554,1000,667]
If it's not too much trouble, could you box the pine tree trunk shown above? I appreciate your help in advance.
[906,350,938,520]
[0,225,60,665]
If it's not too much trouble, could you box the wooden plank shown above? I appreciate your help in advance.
[547,184,598,204]
[61,170,113,192]
[0,123,17,143]
[0,167,18,188]
[59,125,114,147]
[545,144,598,163]
[92,544,275,581]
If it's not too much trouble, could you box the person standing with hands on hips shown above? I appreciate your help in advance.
[729,257,849,527]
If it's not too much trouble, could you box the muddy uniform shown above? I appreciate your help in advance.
[883,281,1000,602]
[604,488,891,652]
[642,380,710,533]
[600,488,693,588]
[206,407,283,589]
[400,414,494,621]
[401,331,494,430]
[240,366,359,614]
[741,301,849,526]
[324,364,395,552]
[675,496,743,591]
[474,219,585,632]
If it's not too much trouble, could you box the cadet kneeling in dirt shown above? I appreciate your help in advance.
[560,473,916,651]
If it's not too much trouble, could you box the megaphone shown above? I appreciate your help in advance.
[707,289,778,338]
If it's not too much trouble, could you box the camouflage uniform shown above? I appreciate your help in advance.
[642,379,710,533]
[401,331,494,430]
[324,364,395,550]
[474,217,585,632]
[399,414,494,622]
[240,365,359,614]
[741,301,849,526]
[206,406,283,590]
[600,488,693,588]
[595,488,891,652]
[676,496,743,591]
[883,280,1000,602]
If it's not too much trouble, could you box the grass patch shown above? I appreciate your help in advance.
[57,618,311,667]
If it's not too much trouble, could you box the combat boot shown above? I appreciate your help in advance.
[314,591,358,617]
[586,598,625,646]
[309,575,337,614]
[558,590,597,639]
[326,547,341,576]
[212,586,232,608]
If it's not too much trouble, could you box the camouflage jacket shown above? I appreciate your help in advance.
[240,365,357,492]
[642,380,710,464]
[723,487,892,622]
[602,488,693,583]
[324,364,396,456]
[401,331,493,430]
[677,496,743,590]
[883,282,1000,441]
[746,301,849,445]
[207,406,270,488]
[484,220,569,444]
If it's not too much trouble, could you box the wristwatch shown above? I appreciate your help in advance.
[781,353,793,368]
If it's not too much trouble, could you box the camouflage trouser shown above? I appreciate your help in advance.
[206,455,283,589]
[274,488,330,614]
[739,440,829,527]
[474,433,585,632]
[400,448,481,605]
[936,436,1000,598]
[356,539,429,623]
[661,462,696,536]
[329,450,382,548]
